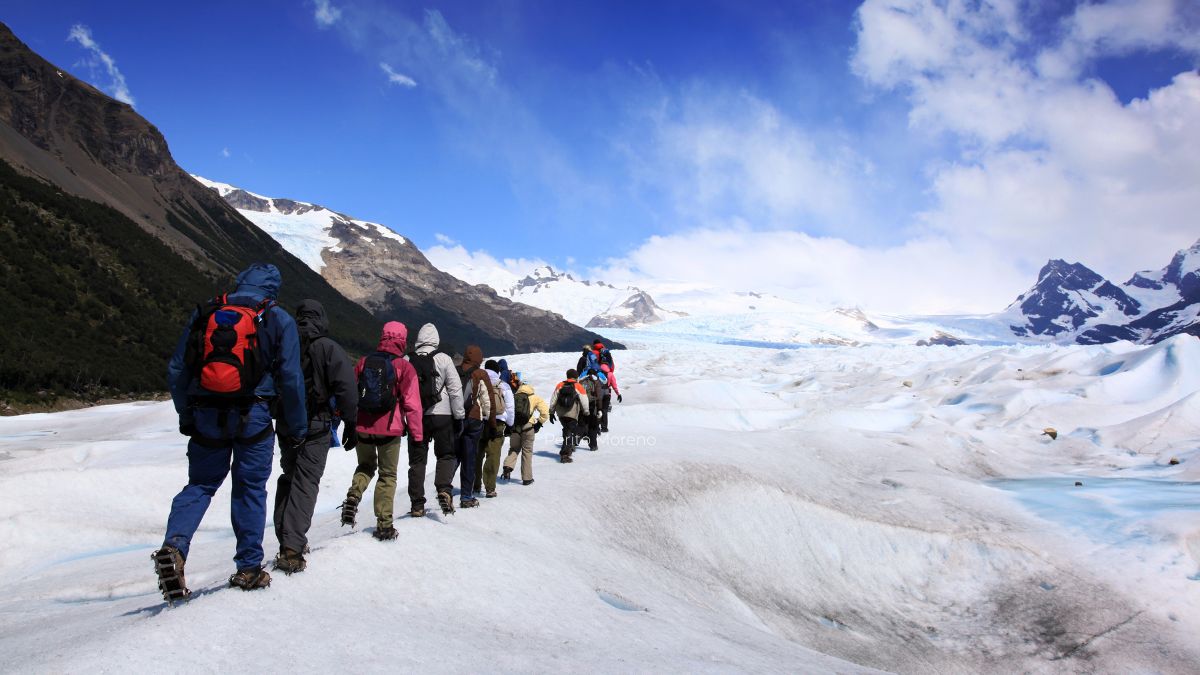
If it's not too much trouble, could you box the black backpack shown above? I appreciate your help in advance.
[555,381,579,415]
[513,391,532,426]
[459,365,479,410]
[358,352,397,413]
[408,351,443,413]
[300,335,332,420]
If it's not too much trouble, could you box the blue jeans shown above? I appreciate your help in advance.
[456,418,483,499]
[163,401,275,570]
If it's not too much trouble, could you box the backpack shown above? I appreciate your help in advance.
[459,365,479,410]
[358,352,397,413]
[581,377,600,416]
[598,348,614,371]
[555,381,579,416]
[490,378,507,418]
[185,294,272,398]
[513,391,532,426]
[408,351,443,413]
[300,335,332,420]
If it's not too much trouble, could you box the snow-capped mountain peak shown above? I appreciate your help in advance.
[1006,259,1141,338]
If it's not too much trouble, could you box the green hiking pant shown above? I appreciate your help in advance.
[504,424,535,482]
[475,424,507,494]
[347,434,402,527]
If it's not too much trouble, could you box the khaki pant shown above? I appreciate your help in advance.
[504,424,535,481]
[480,424,507,494]
[347,434,402,527]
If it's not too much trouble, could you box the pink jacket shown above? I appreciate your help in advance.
[354,321,424,441]
[600,364,620,395]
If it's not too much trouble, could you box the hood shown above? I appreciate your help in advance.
[295,299,328,340]
[415,323,440,354]
[462,345,483,371]
[234,263,282,301]
[377,321,408,356]
[498,358,511,379]
[486,369,500,383]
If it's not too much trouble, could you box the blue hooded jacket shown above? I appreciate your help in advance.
[168,263,308,439]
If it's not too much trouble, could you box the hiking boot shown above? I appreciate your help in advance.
[460,497,480,509]
[561,454,573,463]
[151,546,190,604]
[340,496,359,528]
[501,467,512,481]
[409,505,426,518]
[372,525,398,541]
[437,490,455,515]
[272,548,307,575]
[485,490,497,498]
[229,566,271,591]
[522,479,534,486]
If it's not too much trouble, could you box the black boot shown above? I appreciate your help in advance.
[340,496,359,528]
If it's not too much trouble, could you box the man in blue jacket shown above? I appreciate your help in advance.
[152,263,308,601]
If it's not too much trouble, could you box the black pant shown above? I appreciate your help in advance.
[600,395,611,431]
[583,411,600,449]
[273,423,331,554]
[408,414,457,507]
[560,417,581,457]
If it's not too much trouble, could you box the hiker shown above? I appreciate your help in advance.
[273,299,358,574]
[578,369,604,450]
[576,339,614,375]
[340,321,423,541]
[502,371,548,485]
[548,369,589,463]
[456,345,494,509]
[154,263,307,600]
[598,363,622,433]
[474,359,513,498]
[406,323,465,517]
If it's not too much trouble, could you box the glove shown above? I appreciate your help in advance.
[549,413,557,424]
[179,422,197,438]
[342,426,358,452]
[617,394,623,403]
[533,422,543,433]
[452,418,465,439]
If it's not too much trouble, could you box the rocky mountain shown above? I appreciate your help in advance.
[432,262,684,329]
[0,21,379,399]
[195,178,618,355]
[1003,241,1200,345]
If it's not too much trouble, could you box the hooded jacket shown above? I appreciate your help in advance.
[355,321,424,440]
[413,323,465,419]
[486,368,515,427]
[168,263,307,439]
[600,363,620,396]
[512,382,549,430]
[549,379,589,421]
[292,299,358,429]
[459,345,494,424]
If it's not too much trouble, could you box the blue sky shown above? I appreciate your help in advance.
[5,1,1200,313]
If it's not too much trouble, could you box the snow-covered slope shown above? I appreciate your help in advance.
[192,175,404,273]
[2,335,1199,671]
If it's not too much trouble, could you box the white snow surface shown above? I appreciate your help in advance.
[2,335,1200,672]
[191,175,406,273]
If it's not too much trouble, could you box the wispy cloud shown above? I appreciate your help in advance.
[66,24,135,106]
[221,147,231,158]
[379,62,417,88]
[312,0,342,28]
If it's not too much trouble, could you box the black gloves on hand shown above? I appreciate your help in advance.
[342,426,358,452]
[617,394,623,403]
[549,413,557,424]
[533,422,543,433]
[179,422,196,438]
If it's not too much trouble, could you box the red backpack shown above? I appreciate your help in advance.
[185,294,273,398]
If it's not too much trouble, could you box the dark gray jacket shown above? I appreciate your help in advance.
[293,299,358,429]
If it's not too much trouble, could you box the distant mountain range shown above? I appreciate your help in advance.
[429,261,686,329]
[1002,240,1200,344]
[195,178,618,355]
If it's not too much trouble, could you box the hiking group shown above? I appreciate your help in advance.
[151,263,621,603]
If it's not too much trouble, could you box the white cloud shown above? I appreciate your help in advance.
[850,0,1200,290]
[312,0,342,28]
[424,241,548,289]
[379,62,417,87]
[221,147,231,158]
[66,24,135,106]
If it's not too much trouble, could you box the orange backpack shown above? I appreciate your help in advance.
[185,294,272,398]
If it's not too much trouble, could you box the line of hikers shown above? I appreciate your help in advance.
[151,263,621,603]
